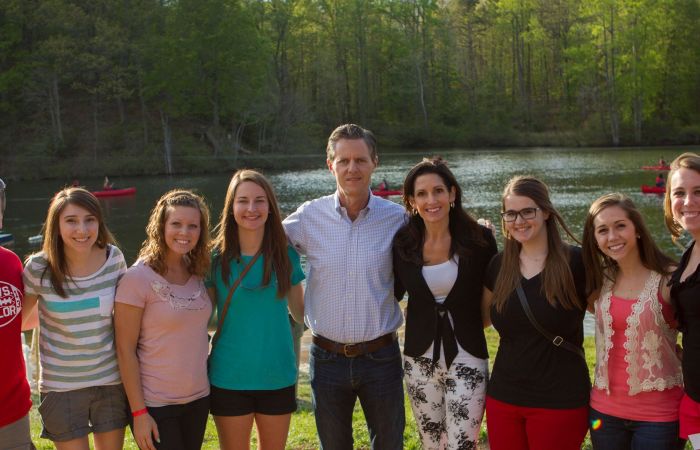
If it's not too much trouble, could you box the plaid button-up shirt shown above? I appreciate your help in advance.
[283,191,407,344]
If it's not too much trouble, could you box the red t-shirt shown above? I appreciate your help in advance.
[0,246,32,426]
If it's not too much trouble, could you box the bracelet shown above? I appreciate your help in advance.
[132,408,148,417]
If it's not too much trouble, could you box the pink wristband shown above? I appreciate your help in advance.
[132,408,148,417]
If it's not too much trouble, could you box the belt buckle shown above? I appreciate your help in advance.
[343,343,360,357]
[552,336,564,346]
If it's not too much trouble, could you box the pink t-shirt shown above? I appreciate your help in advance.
[591,293,683,421]
[115,260,212,407]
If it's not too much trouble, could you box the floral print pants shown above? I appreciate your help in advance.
[404,354,488,450]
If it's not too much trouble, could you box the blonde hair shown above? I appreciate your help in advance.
[138,190,211,277]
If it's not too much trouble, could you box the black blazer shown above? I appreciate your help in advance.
[393,226,497,364]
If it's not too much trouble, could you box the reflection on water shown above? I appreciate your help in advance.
[5,146,699,335]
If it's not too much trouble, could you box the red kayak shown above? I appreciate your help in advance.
[641,165,671,171]
[641,185,665,194]
[372,189,402,197]
[92,187,136,198]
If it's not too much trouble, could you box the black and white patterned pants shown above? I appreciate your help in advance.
[404,354,488,450]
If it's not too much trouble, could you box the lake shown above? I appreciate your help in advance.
[4,146,699,335]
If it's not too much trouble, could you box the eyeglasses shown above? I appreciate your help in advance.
[500,207,540,222]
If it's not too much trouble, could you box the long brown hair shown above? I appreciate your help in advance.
[212,170,291,298]
[492,176,582,312]
[393,157,488,265]
[138,189,211,278]
[36,187,116,298]
[664,152,700,242]
[583,193,675,294]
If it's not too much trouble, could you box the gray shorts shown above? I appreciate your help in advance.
[39,384,129,442]
[0,414,34,450]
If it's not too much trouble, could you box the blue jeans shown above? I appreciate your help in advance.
[590,408,686,450]
[309,340,405,450]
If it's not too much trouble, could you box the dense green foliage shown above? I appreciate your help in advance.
[2,0,700,178]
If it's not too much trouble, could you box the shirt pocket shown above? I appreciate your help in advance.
[99,295,115,317]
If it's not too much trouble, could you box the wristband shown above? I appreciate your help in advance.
[132,408,148,417]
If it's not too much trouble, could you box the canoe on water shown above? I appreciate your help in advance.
[372,189,402,197]
[641,165,671,171]
[641,185,665,194]
[0,233,14,245]
[92,187,136,198]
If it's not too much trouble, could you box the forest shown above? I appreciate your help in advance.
[1,0,699,178]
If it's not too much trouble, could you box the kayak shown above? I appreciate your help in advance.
[92,187,136,198]
[641,185,665,194]
[28,234,43,245]
[372,189,402,197]
[0,233,14,245]
[641,165,671,171]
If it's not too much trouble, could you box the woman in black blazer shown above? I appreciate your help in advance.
[393,157,497,449]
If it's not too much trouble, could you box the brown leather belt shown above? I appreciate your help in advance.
[312,332,397,357]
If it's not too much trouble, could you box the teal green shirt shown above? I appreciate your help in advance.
[206,246,304,390]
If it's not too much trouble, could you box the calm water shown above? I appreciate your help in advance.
[4,146,698,334]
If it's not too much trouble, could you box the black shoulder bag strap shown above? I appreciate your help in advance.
[515,283,586,360]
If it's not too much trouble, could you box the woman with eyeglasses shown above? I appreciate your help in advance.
[482,176,590,450]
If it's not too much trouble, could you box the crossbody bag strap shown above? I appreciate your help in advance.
[515,283,585,360]
[210,251,262,351]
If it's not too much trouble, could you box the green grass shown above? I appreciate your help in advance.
[28,371,421,449]
[27,331,689,449]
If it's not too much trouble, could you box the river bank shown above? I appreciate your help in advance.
[5,142,700,182]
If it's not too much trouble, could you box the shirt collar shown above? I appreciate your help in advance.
[333,189,374,216]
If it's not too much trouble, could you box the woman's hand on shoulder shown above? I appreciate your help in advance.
[477,218,496,236]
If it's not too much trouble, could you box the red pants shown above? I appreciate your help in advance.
[486,395,589,450]
[680,393,700,440]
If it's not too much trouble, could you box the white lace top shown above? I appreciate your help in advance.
[594,270,683,395]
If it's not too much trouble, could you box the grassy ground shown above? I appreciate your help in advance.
[28,330,688,449]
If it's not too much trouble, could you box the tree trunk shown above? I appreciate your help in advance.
[138,75,149,148]
[205,127,224,156]
[93,96,100,163]
[632,40,642,143]
[48,74,64,149]
[602,7,620,146]
[116,97,125,124]
[160,108,173,174]
[415,59,428,130]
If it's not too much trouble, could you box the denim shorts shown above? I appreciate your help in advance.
[209,384,296,416]
[39,384,129,442]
